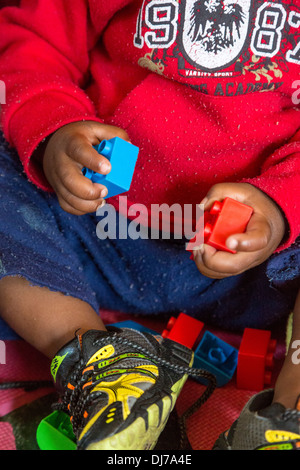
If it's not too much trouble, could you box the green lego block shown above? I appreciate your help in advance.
[36,410,77,450]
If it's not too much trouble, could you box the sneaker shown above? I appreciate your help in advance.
[50,327,216,450]
[213,389,300,450]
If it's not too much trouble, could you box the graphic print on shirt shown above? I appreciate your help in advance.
[133,0,300,93]
[181,0,252,71]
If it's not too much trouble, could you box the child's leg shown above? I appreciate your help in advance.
[273,289,300,409]
[0,134,109,356]
[0,276,106,358]
[213,289,300,451]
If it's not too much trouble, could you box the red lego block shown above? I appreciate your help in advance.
[162,313,204,349]
[236,328,277,391]
[204,198,253,254]
[187,197,253,255]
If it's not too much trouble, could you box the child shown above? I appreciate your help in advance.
[0,0,299,450]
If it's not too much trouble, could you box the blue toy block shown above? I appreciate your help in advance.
[193,331,238,387]
[82,137,139,199]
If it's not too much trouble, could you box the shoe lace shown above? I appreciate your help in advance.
[53,357,91,433]
[282,409,300,421]
[53,333,217,448]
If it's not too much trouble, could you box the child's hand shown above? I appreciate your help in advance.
[193,183,286,279]
[43,121,130,215]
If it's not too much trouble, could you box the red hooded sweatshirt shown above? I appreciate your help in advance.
[0,0,299,248]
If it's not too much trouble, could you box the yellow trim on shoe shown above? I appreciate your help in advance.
[84,373,189,451]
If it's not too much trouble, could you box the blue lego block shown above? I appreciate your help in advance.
[108,320,160,338]
[82,137,139,199]
[193,331,238,387]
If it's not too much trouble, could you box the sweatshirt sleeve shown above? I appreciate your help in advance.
[0,0,105,190]
[242,129,300,251]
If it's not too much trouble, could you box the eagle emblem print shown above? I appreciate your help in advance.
[180,0,252,71]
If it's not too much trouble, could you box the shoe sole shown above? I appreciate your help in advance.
[85,374,188,450]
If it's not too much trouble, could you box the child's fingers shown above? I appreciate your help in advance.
[87,122,131,145]
[56,157,108,201]
[193,245,230,279]
[193,213,272,277]
[56,183,106,215]
[66,138,112,175]
[225,214,271,253]
[202,183,248,211]
[193,245,237,278]
[193,243,264,278]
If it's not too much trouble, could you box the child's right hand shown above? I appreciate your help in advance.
[43,121,130,215]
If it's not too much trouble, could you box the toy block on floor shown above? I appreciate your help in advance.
[36,410,77,450]
[193,331,238,387]
[203,198,253,254]
[82,137,139,199]
[162,313,204,349]
[236,328,277,391]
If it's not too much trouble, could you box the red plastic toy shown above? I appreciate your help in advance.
[203,198,254,254]
[161,313,204,349]
[236,328,277,391]
[187,197,253,255]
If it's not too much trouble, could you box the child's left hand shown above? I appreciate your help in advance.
[193,183,286,279]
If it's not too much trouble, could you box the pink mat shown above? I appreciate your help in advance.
[0,310,285,450]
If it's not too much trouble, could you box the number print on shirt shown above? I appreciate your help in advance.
[251,3,286,57]
[146,0,179,48]
[134,0,300,72]
[135,0,179,48]
[287,10,300,64]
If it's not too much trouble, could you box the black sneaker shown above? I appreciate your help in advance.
[213,389,300,450]
[50,327,216,450]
